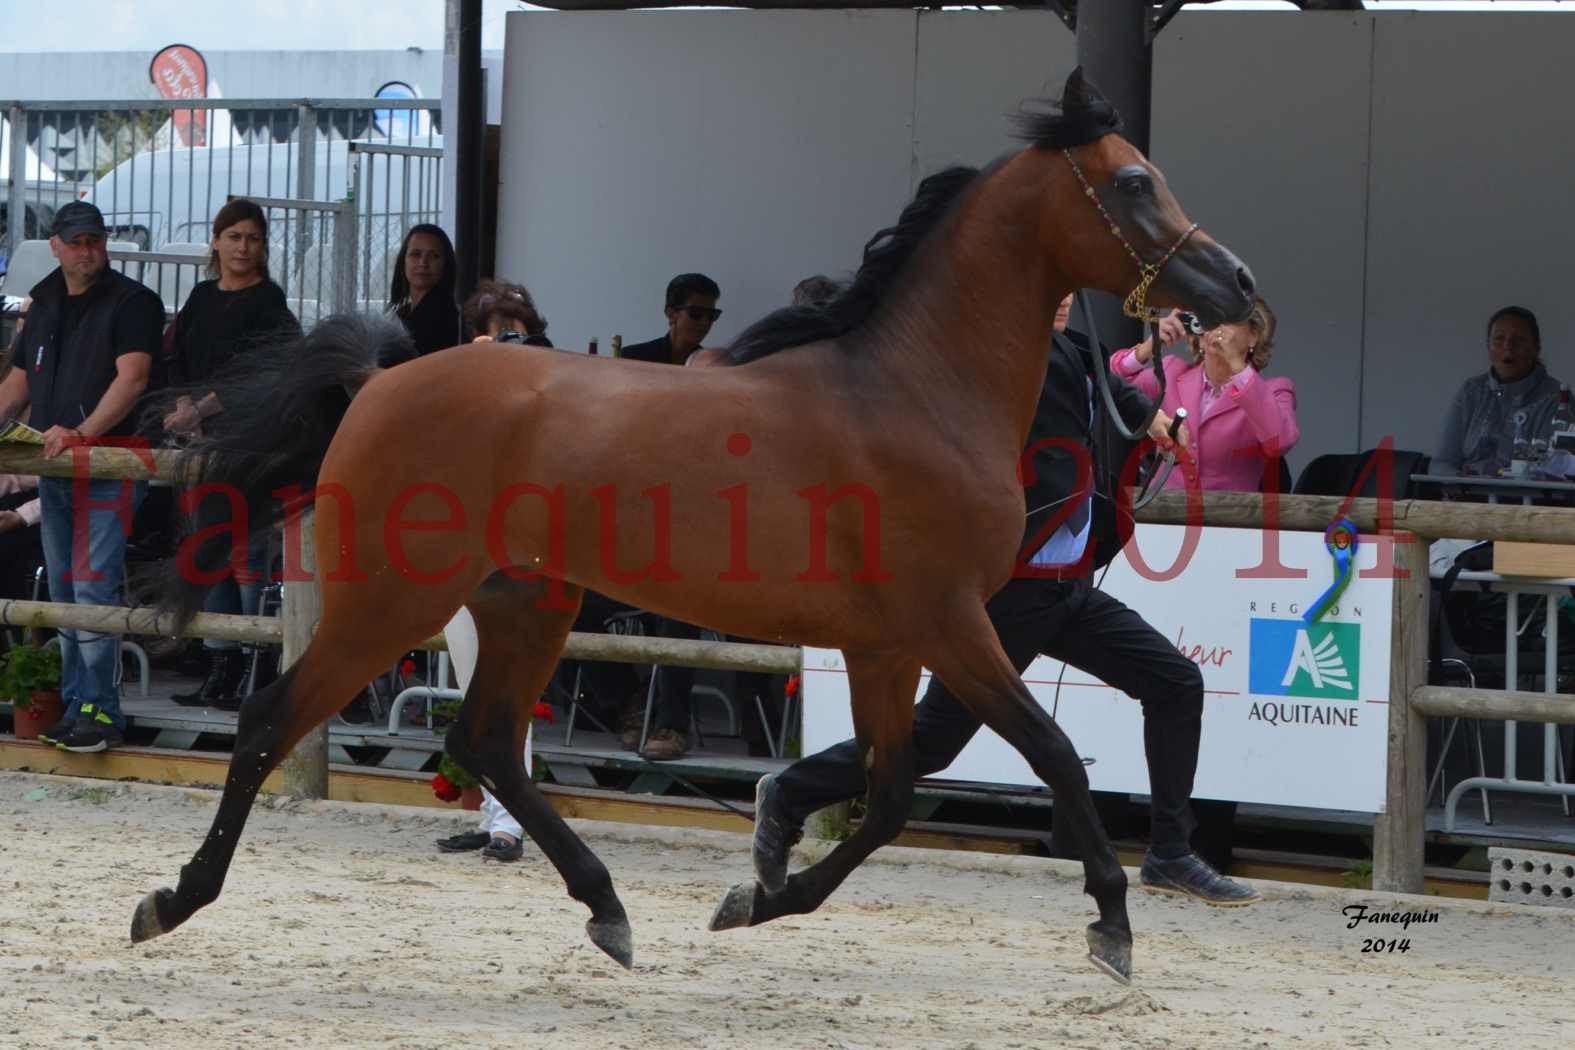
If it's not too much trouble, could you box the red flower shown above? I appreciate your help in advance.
[431,773,461,802]
[533,701,557,725]
[401,659,418,678]
[785,674,800,699]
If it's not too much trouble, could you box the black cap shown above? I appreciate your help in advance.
[51,201,107,241]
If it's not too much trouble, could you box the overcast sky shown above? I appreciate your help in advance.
[2,1,531,52]
[1,0,1569,52]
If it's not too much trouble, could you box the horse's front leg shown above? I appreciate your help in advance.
[927,604,1133,984]
[709,648,919,930]
[444,576,633,968]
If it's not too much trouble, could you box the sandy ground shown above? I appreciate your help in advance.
[1,773,1571,1050]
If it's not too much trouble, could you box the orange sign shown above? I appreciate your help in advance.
[149,44,209,147]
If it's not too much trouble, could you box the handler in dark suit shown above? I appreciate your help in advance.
[752,294,1261,906]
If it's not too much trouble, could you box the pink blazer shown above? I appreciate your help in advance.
[1109,349,1300,493]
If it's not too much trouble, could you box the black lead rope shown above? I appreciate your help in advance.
[1076,290,1182,513]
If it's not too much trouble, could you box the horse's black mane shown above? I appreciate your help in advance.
[724,85,1121,366]
[724,164,980,365]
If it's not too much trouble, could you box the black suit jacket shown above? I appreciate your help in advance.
[620,333,680,365]
[1018,329,1153,572]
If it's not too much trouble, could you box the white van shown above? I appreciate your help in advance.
[84,142,349,248]
[83,139,443,306]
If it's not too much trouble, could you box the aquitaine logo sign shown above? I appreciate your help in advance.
[1248,619,1361,701]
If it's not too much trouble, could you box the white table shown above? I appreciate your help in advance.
[1436,568,1575,830]
[1413,473,1575,506]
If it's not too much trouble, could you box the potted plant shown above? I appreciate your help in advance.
[431,751,483,810]
[1,643,64,741]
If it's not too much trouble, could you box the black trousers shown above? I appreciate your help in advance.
[0,490,43,603]
[560,593,696,734]
[647,616,701,733]
[774,574,1205,854]
[560,591,642,718]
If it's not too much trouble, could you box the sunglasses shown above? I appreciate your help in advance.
[673,305,722,323]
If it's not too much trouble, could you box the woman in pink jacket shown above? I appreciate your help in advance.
[1109,296,1298,492]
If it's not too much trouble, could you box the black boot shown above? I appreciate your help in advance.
[170,651,217,705]
[210,649,250,712]
[171,649,247,709]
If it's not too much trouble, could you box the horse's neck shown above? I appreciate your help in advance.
[864,169,1064,457]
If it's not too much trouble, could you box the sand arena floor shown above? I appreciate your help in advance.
[1,772,1570,1049]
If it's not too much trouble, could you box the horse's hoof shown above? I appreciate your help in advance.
[586,914,634,970]
[1084,924,1133,986]
[130,888,173,944]
[708,881,760,932]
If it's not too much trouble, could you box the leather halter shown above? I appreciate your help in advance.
[1061,148,1199,322]
[1061,148,1200,511]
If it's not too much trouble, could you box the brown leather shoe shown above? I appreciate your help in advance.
[642,729,688,761]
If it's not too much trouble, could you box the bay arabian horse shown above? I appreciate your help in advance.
[135,70,1254,984]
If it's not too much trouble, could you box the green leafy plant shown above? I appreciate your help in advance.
[0,644,62,710]
[1342,860,1374,890]
[431,751,480,802]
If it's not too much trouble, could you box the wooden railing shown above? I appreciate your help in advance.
[4,447,1572,893]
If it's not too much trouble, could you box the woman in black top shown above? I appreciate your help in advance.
[163,199,300,430]
[389,223,463,356]
[163,198,299,709]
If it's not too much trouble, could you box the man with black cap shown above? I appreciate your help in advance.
[0,201,163,752]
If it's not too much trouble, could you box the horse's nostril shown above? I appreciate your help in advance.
[1235,266,1256,297]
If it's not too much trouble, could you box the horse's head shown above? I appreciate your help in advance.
[1024,69,1256,329]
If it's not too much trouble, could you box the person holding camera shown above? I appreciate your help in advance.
[462,280,552,347]
[1109,296,1298,493]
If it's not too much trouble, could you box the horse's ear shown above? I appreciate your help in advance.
[1062,67,1107,111]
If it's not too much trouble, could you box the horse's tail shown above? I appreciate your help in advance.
[150,313,416,632]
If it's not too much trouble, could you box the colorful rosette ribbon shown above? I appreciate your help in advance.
[1303,518,1358,624]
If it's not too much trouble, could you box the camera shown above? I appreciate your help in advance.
[496,329,527,344]
[1177,312,1205,336]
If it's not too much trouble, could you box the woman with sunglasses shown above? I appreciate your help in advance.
[620,272,721,366]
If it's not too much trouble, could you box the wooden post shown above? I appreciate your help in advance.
[804,801,853,843]
[1373,533,1429,894]
[279,510,327,799]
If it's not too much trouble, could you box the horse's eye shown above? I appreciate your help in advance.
[1119,175,1150,197]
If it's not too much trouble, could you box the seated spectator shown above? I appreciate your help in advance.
[604,272,726,759]
[389,224,462,356]
[1433,305,1564,476]
[1110,296,1298,492]
[463,280,552,346]
[621,273,721,366]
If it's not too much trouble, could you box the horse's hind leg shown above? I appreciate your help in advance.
[709,649,919,931]
[926,605,1132,984]
[444,574,633,968]
[131,620,430,943]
